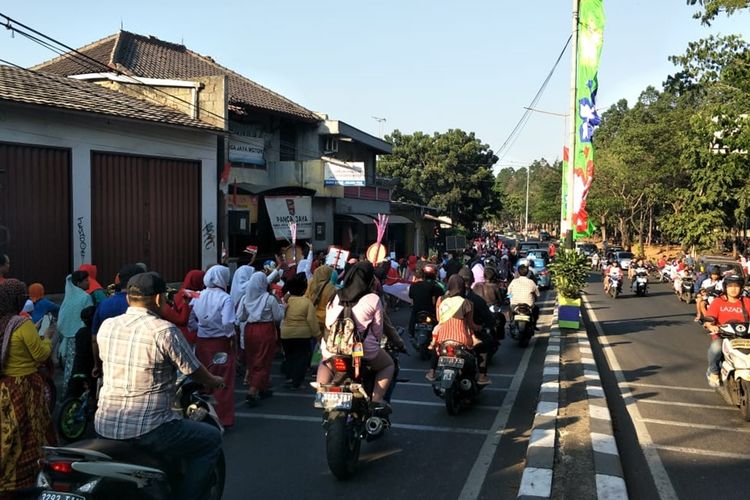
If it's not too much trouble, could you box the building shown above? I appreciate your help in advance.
[0,65,222,291]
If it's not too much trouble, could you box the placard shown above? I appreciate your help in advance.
[264,196,313,240]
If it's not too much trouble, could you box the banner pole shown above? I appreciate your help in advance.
[565,0,580,250]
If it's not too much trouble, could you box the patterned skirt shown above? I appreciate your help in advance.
[0,372,57,494]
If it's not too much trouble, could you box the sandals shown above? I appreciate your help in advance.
[477,376,492,386]
[425,372,437,382]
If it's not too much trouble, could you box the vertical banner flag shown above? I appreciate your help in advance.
[573,0,605,238]
[561,146,570,234]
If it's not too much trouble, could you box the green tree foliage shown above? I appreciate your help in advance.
[687,0,749,25]
[377,129,499,231]
[492,159,562,231]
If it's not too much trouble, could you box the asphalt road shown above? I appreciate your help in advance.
[582,273,750,499]
[222,295,555,500]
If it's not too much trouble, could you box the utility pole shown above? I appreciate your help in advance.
[372,116,386,138]
[564,0,580,250]
[524,166,530,241]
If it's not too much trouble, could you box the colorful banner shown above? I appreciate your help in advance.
[264,195,313,240]
[572,0,605,239]
[561,146,570,234]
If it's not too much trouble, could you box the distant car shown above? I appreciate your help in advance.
[699,256,746,278]
[518,241,542,258]
[575,242,598,257]
[515,250,551,289]
[614,251,634,270]
[539,230,551,242]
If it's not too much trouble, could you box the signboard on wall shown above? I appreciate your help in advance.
[228,136,265,165]
[264,195,313,240]
[324,160,365,186]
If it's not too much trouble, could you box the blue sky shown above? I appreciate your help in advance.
[3,0,749,172]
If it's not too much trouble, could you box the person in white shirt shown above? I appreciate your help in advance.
[604,261,623,294]
[507,265,540,329]
[695,266,723,321]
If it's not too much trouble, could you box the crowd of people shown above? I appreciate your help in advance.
[0,237,546,497]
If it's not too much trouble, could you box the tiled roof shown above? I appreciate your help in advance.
[0,64,221,131]
[32,31,320,122]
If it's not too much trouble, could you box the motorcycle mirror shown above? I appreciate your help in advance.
[212,352,229,366]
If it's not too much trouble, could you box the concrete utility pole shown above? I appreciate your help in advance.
[564,0,580,250]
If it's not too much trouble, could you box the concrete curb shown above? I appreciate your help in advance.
[517,307,560,499]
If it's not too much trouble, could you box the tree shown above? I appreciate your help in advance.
[378,129,499,231]
[687,0,749,25]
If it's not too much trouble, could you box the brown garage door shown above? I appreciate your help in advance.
[91,152,202,285]
[0,143,71,293]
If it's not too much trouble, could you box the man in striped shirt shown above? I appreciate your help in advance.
[95,272,225,500]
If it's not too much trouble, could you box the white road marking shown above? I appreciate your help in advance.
[596,474,628,500]
[582,295,678,500]
[589,404,611,421]
[591,432,619,455]
[621,381,714,393]
[234,412,488,435]
[652,444,750,460]
[635,399,734,411]
[457,295,554,500]
[518,467,553,497]
[528,428,555,448]
[639,417,750,434]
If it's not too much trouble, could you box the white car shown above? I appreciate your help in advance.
[614,251,634,270]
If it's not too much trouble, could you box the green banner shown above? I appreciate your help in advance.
[572,0,604,239]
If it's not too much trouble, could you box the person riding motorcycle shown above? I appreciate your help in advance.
[95,272,225,500]
[695,266,723,322]
[702,274,750,387]
[408,264,443,336]
[507,264,540,331]
[604,261,623,294]
[472,265,507,338]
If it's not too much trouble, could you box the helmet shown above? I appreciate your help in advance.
[422,264,437,279]
[724,274,744,286]
[263,260,277,272]
[710,266,721,276]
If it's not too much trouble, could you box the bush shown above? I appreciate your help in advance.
[548,249,589,299]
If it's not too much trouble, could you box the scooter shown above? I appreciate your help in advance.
[509,303,534,347]
[704,320,750,421]
[431,341,484,415]
[35,353,229,500]
[633,267,649,297]
[679,274,696,304]
[412,311,435,361]
[608,275,623,299]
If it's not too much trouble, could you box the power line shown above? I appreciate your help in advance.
[495,34,572,163]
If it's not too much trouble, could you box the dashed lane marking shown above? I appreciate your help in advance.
[638,418,750,434]
[652,444,750,460]
[619,382,714,393]
[635,399,734,411]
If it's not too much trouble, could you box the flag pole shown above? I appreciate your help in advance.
[564,0,580,250]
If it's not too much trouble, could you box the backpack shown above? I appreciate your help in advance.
[325,305,367,356]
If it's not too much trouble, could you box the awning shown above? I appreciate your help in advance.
[386,214,413,224]
[338,213,375,224]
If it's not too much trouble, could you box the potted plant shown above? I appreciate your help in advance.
[548,248,590,328]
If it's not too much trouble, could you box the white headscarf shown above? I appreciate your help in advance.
[230,265,254,306]
[241,271,272,323]
[204,265,229,290]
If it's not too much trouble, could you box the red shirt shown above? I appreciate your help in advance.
[706,296,750,339]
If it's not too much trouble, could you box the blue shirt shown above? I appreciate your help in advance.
[92,292,129,335]
[31,298,60,324]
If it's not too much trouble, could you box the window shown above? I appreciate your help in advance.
[280,124,296,161]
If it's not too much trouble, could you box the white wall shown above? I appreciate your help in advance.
[0,104,219,271]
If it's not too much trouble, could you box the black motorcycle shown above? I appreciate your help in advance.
[313,335,404,480]
[679,275,696,304]
[35,353,228,500]
[431,341,484,415]
[412,311,435,361]
[509,303,534,347]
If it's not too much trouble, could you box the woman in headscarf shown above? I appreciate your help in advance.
[280,273,319,389]
[79,264,107,305]
[161,269,205,345]
[318,262,394,406]
[188,266,236,427]
[0,279,57,494]
[425,275,490,384]
[305,265,336,333]
[28,283,60,325]
[57,271,93,390]
[237,271,284,407]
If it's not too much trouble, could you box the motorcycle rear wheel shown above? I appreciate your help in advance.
[612,288,618,299]
[57,397,87,441]
[206,451,226,500]
[739,379,750,422]
[326,415,361,479]
[445,386,461,415]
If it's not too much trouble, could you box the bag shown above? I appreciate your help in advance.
[325,305,366,356]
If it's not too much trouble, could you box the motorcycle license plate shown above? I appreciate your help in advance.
[314,391,353,410]
[438,356,464,368]
[514,314,531,322]
[40,492,86,500]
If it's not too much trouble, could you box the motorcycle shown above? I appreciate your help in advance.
[679,274,696,304]
[312,334,404,480]
[431,341,484,415]
[509,303,534,348]
[659,265,675,283]
[607,274,623,299]
[704,320,750,420]
[35,352,229,500]
[633,267,649,297]
[57,375,102,442]
[412,311,435,361]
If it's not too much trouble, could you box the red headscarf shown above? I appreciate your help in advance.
[79,264,104,293]
[175,270,206,309]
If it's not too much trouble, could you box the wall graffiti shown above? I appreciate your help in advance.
[202,221,216,250]
[77,217,87,261]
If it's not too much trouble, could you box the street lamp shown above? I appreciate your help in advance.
[372,116,386,138]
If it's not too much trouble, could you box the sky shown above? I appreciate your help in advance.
[3,0,750,173]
